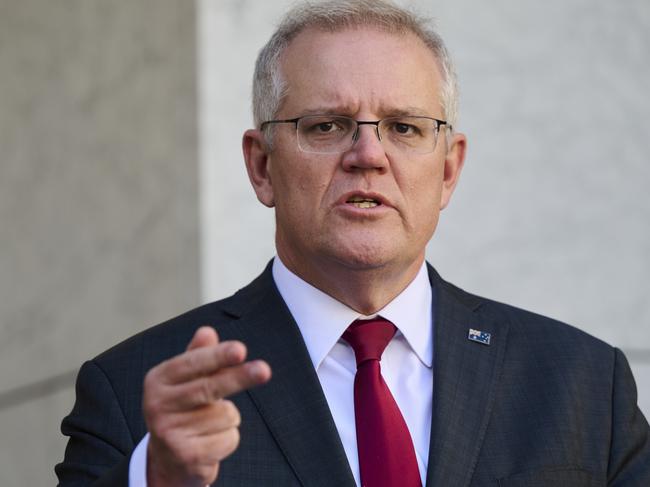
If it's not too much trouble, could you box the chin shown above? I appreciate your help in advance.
[325,239,396,271]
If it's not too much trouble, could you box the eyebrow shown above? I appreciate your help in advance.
[387,106,431,117]
[298,106,353,116]
[297,105,433,118]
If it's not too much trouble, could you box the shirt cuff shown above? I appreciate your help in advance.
[129,432,150,487]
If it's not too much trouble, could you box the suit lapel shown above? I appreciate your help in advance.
[215,262,506,487]
[425,266,509,487]
[219,263,356,487]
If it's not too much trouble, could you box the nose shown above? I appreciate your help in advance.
[341,123,388,172]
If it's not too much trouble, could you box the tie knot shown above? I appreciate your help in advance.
[342,318,397,366]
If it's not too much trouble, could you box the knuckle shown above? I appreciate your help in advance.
[143,387,165,418]
[143,396,163,419]
[143,368,159,391]
[182,350,200,374]
[226,427,241,453]
[175,436,208,465]
[177,446,201,467]
[156,423,179,446]
[186,444,206,466]
[143,366,172,410]
[218,428,240,458]
[196,376,214,403]
[220,400,241,426]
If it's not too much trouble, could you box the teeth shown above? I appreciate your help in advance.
[347,196,380,208]
[352,201,378,208]
[348,196,377,202]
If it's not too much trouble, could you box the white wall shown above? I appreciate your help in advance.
[199,0,650,415]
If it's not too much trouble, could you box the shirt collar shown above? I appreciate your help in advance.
[272,257,433,370]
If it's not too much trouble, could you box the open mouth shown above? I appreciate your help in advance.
[347,196,380,209]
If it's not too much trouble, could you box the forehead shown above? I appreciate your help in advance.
[278,27,443,117]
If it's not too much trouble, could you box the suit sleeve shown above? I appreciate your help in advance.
[607,348,650,486]
[56,360,133,486]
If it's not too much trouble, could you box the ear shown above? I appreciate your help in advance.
[440,132,467,210]
[242,129,275,207]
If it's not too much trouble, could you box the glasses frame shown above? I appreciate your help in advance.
[260,114,450,154]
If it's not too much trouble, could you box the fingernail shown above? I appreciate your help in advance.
[248,362,268,380]
[228,344,242,361]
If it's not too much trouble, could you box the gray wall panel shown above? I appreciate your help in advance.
[0,0,199,483]
[0,387,74,486]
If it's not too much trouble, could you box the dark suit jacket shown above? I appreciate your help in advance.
[56,262,650,486]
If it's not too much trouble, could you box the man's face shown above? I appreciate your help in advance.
[244,27,465,288]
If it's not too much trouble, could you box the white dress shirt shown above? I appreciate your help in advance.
[130,257,434,486]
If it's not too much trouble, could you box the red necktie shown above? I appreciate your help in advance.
[343,318,422,487]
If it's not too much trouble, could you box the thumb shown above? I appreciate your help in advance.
[186,326,219,351]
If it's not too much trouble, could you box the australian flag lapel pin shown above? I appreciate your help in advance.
[468,328,491,345]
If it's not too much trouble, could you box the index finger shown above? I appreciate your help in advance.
[159,340,247,385]
[186,326,219,351]
[172,359,272,409]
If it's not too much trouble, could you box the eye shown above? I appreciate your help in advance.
[315,121,336,133]
[299,116,352,138]
[303,118,342,133]
[394,122,415,134]
[383,117,428,139]
[389,121,420,136]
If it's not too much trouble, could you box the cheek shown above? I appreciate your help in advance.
[284,162,336,203]
[422,161,445,206]
[271,157,333,222]
[407,162,443,204]
[402,165,444,231]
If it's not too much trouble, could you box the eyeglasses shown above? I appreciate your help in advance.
[260,115,449,154]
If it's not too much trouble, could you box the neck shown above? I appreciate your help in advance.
[277,250,425,315]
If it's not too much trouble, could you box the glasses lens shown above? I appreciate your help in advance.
[296,116,356,153]
[379,116,438,154]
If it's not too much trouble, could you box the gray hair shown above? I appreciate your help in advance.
[252,0,459,138]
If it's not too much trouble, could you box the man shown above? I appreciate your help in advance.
[57,1,650,486]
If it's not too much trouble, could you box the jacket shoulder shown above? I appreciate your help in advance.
[93,300,229,372]
[434,271,615,361]
[93,261,277,373]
